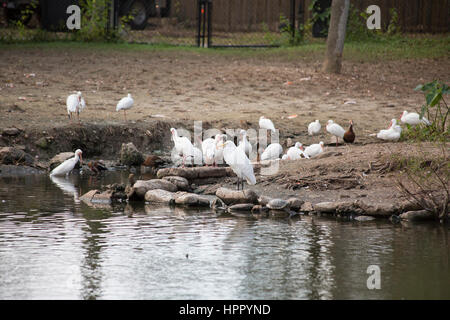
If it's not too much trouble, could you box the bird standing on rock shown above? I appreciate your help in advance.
[343,120,355,143]
[67,91,85,123]
[220,141,256,190]
[116,93,134,121]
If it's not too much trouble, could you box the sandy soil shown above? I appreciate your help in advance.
[0,46,448,210]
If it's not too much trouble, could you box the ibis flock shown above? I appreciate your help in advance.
[52,91,431,190]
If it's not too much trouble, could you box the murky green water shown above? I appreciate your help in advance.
[0,171,449,300]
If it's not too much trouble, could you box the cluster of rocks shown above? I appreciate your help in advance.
[0,146,47,176]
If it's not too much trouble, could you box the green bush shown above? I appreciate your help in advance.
[402,81,449,142]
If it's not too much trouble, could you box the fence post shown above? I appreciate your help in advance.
[207,0,212,48]
[290,0,296,40]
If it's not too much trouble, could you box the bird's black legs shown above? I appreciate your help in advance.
[236,177,240,190]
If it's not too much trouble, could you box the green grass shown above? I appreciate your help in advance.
[1,33,449,63]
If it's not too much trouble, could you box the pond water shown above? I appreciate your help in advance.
[0,171,449,300]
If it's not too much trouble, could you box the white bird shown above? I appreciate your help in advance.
[286,142,308,160]
[401,110,431,126]
[185,146,203,166]
[50,149,83,177]
[116,93,134,121]
[202,134,224,166]
[221,140,256,190]
[237,130,252,158]
[304,141,324,158]
[377,119,402,141]
[67,91,85,123]
[259,116,276,133]
[170,128,195,167]
[261,143,283,161]
[308,120,321,136]
[326,120,346,146]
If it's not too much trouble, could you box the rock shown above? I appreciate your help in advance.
[228,203,254,213]
[400,210,434,221]
[35,137,49,149]
[355,200,398,217]
[313,201,341,213]
[80,190,99,202]
[174,192,210,207]
[216,187,258,205]
[157,167,234,180]
[267,198,289,210]
[258,196,273,206]
[120,142,144,166]
[2,127,21,136]
[129,179,178,200]
[0,147,35,167]
[354,216,376,222]
[300,201,314,212]
[49,152,76,170]
[144,189,177,205]
[162,176,190,191]
[287,197,304,211]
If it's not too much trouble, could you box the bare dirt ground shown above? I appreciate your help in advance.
[0,46,449,211]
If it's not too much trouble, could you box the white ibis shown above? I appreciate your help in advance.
[326,120,345,146]
[67,92,85,123]
[377,119,402,141]
[170,128,195,167]
[304,141,324,158]
[401,110,431,126]
[260,143,283,161]
[286,142,308,160]
[259,116,276,133]
[203,134,225,166]
[221,140,256,190]
[308,120,321,136]
[50,149,83,177]
[116,93,134,121]
[237,129,252,158]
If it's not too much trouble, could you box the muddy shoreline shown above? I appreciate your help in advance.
[1,120,446,222]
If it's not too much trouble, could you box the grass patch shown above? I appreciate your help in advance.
[0,33,448,63]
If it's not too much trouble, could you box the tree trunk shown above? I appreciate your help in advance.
[323,0,350,74]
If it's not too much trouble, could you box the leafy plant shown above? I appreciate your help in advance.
[308,0,331,37]
[74,0,123,42]
[403,80,450,142]
[387,8,400,35]
[278,14,305,46]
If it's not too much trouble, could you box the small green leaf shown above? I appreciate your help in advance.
[414,84,424,91]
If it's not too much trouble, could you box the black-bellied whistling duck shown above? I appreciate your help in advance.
[87,160,107,174]
[343,120,355,143]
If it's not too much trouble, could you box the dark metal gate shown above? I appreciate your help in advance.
[196,0,300,48]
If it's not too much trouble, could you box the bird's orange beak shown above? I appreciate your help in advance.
[79,154,83,165]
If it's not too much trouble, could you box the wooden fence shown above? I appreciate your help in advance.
[171,0,449,33]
